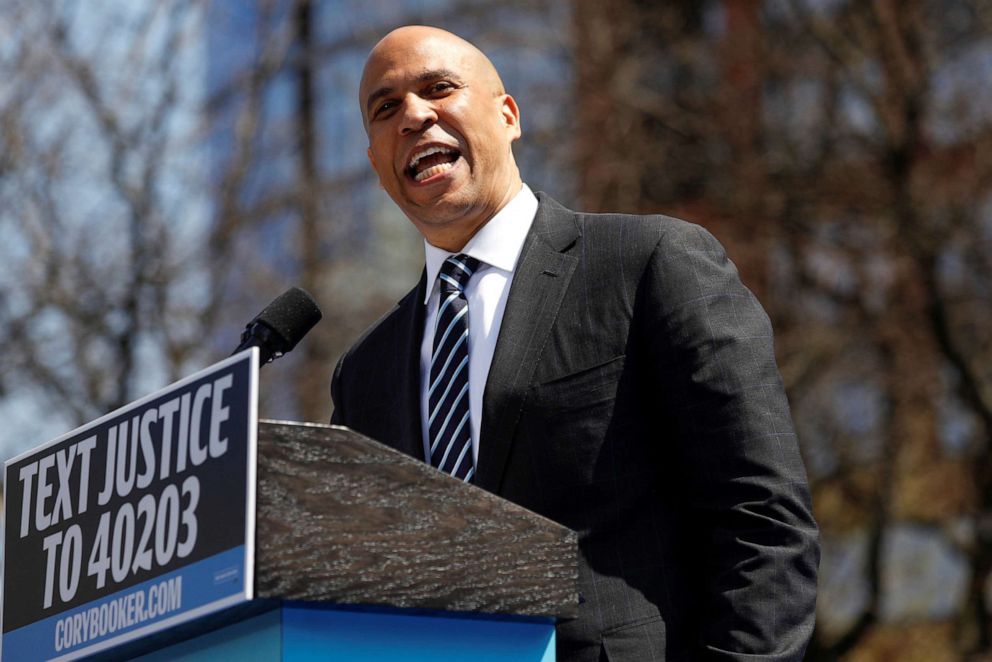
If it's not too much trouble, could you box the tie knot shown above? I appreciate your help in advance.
[439,254,480,294]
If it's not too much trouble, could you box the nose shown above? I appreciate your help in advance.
[399,94,437,134]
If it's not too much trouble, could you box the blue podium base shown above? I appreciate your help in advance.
[132,604,556,661]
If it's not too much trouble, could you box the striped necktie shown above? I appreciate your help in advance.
[428,254,481,482]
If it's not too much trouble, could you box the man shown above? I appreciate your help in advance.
[331,25,818,661]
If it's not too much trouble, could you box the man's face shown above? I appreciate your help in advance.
[360,29,521,249]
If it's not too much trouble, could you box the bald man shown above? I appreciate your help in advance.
[332,26,819,661]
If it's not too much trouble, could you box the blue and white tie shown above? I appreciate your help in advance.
[429,254,480,482]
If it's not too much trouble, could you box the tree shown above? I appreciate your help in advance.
[0,0,223,455]
[572,0,992,657]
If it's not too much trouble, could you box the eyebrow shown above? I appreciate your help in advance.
[365,69,461,116]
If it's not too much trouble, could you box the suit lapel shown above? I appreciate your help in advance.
[391,273,428,460]
[475,194,580,492]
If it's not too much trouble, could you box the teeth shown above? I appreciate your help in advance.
[414,161,455,182]
[408,145,455,170]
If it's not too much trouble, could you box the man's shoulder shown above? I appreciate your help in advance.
[337,281,421,367]
[535,192,723,259]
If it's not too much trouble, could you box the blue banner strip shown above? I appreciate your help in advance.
[2,546,247,661]
[283,606,556,662]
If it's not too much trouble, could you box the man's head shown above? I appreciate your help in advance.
[359,26,522,251]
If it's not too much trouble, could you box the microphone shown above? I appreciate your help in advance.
[233,287,323,365]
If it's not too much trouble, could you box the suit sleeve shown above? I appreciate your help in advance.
[639,222,819,661]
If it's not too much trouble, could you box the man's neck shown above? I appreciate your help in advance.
[421,181,523,251]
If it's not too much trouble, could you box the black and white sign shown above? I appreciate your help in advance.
[1,349,259,661]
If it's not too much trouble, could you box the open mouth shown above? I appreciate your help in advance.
[406,145,461,183]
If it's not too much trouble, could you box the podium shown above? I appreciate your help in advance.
[117,421,578,661]
[2,352,577,660]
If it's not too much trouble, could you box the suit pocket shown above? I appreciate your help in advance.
[534,355,626,415]
[520,355,627,489]
[600,616,668,661]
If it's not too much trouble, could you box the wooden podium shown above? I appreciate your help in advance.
[100,421,578,661]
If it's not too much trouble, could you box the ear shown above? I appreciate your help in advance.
[500,94,521,142]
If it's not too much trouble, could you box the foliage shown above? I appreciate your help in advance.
[572,0,992,656]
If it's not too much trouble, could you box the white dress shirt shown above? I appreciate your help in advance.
[419,184,539,466]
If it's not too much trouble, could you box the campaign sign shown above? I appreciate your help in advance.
[1,349,259,661]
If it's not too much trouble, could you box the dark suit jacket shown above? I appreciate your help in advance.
[331,193,819,661]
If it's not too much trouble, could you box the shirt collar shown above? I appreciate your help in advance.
[423,184,538,303]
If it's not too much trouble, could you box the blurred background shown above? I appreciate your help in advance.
[1,0,990,658]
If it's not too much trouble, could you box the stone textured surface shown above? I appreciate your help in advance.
[255,420,578,618]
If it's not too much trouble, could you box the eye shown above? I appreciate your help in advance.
[371,99,398,120]
[427,81,457,95]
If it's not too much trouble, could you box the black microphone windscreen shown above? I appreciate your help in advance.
[254,287,323,351]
